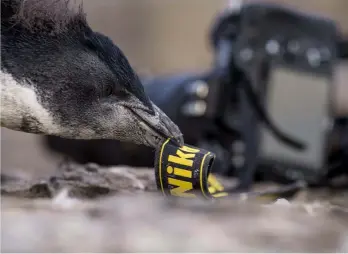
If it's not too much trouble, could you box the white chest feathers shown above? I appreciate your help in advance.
[0,70,59,134]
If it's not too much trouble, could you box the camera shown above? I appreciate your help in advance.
[206,3,346,189]
[44,2,348,191]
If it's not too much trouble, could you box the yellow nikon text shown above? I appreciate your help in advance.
[166,145,200,198]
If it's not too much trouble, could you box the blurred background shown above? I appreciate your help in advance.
[1,0,348,178]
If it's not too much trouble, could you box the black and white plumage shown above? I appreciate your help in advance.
[1,0,184,148]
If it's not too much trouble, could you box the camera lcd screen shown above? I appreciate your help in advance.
[259,67,331,170]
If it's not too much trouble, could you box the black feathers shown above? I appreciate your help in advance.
[1,0,153,111]
[1,0,86,35]
[84,32,154,111]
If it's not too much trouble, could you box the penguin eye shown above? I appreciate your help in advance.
[103,85,113,97]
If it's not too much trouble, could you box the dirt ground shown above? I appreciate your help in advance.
[2,1,348,252]
[1,161,348,252]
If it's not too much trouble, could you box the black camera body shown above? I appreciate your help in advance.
[212,3,340,187]
[44,3,348,191]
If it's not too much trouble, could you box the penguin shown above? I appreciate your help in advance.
[1,0,184,148]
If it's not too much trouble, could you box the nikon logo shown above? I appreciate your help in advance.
[166,145,200,198]
[157,139,229,199]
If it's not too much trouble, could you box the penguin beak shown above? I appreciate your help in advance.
[127,102,184,148]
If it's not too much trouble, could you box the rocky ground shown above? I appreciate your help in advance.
[2,161,348,252]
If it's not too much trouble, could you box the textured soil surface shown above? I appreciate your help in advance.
[2,161,348,252]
